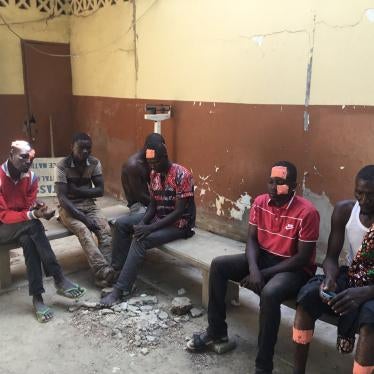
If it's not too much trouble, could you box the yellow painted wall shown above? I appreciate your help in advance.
[1,1,374,103]
[0,7,70,95]
[70,0,374,106]
[70,2,135,98]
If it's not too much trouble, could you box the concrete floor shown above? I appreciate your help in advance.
[0,196,354,374]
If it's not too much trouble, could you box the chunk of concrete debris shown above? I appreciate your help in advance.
[177,288,186,296]
[190,307,204,318]
[170,297,192,315]
[82,301,100,309]
[119,302,128,311]
[111,305,122,313]
[101,308,114,315]
[140,348,149,355]
[157,311,169,320]
[140,305,153,312]
[128,295,158,306]
[127,305,140,314]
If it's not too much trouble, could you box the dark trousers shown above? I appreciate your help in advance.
[207,252,310,372]
[112,213,191,292]
[0,220,63,296]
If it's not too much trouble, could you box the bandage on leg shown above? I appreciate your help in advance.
[293,327,314,345]
[353,361,374,374]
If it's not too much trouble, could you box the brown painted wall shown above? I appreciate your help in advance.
[0,95,28,161]
[72,96,374,241]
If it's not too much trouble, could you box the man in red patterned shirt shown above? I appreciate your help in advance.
[101,141,195,306]
[0,140,85,323]
[187,161,319,374]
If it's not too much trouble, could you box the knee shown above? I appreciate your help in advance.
[210,256,228,276]
[28,219,44,232]
[114,217,133,235]
[260,286,281,307]
[359,323,374,338]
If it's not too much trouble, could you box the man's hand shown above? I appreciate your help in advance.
[320,275,337,303]
[85,217,100,232]
[329,287,369,315]
[240,267,264,294]
[33,205,55,220]
[133,224,153,241]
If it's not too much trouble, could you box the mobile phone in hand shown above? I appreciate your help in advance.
[321,290,337,300]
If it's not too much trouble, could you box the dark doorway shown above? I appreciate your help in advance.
[22,41,73,157]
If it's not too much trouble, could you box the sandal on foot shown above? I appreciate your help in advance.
[186,331,228,352]
[35,307,54,323]
[57,284,86,299]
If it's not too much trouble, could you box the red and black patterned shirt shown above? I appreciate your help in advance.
[149,163,195,229]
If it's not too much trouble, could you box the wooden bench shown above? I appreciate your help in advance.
[0,204,129,289]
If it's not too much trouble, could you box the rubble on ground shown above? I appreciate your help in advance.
[170,297,193,315]
[69,292,204,357]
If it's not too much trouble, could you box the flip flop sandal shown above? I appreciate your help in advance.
[35,307,54,323]
[186,332,228,352]
[57,284,86,299]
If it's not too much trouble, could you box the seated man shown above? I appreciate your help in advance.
[293,165,374,374]
[55,133,114,286]
[121,133,165,214]
[101,141,196,306]
[187,161,320,374]
[0,140,85,323]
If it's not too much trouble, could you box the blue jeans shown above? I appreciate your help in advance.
[111,213,192,292]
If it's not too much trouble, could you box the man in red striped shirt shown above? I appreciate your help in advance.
[0,140,85,323]
[187,161,320,374]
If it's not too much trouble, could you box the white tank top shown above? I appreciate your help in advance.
[345,201,369,265]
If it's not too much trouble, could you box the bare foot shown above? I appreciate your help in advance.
[33,295,54,323]
[100,287,122,307]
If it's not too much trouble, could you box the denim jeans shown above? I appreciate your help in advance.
[0,219,63,295]
[206,251,310,373]
[59,200,112,278]
[111,213,192,292]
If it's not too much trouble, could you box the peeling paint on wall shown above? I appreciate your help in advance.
[215,195,226,216]
[229,192,252,221]
[365,9,374,22]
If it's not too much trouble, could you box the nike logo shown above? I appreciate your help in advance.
[285,224,294,230]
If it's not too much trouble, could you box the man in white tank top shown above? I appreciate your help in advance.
[292,165,374,374]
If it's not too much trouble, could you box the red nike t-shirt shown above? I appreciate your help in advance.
[249,194,320,275]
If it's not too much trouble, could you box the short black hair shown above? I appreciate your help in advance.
[272,160,297,182]
[144,133,165,149]
[356,165,374,184]
[72,132,91,144]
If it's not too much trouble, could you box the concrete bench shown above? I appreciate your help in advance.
[158,230,338,325]
[159,228,245,307]
[0,204,129,289]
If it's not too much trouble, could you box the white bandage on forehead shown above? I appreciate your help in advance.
[11,140,32,153]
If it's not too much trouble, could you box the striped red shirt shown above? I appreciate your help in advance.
[0,161,38,224]
[249,193,320,274]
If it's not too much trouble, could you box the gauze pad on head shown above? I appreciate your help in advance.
[11,140,35,159]
[145,149,156,159]
[271,166,288,179]
[11,140,31,153]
